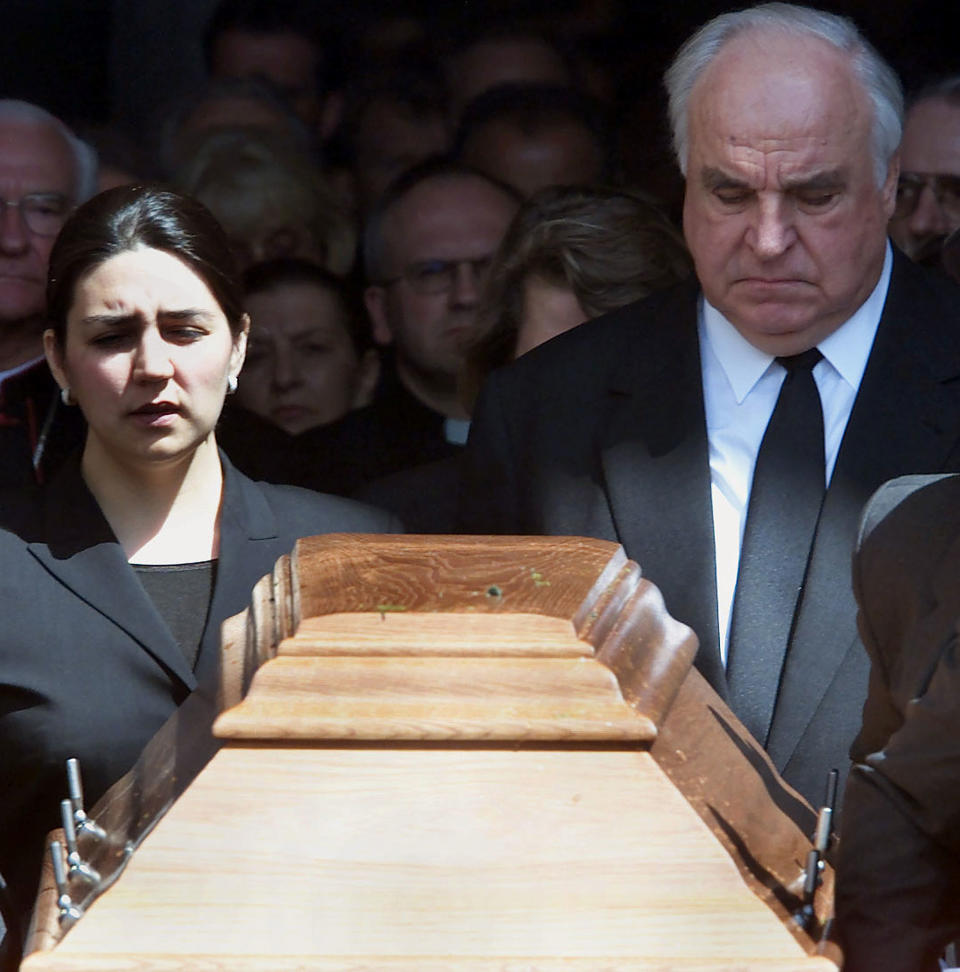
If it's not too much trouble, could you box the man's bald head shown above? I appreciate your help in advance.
[664,2,902,188]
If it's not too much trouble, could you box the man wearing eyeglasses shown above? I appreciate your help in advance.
[363,159,519,428]
[216,159,518,509]
[300,158,520,498]
[0,100,96,486]
[888,77,960,271]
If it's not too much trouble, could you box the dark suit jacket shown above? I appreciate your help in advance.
[0,454,398,927]
[306,364,461,493]
[837,473,960,972]
[459,250,960,807]
[356,455,463,534]
[218,368,461,499]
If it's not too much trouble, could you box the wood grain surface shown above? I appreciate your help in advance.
[215,535,695,747]
[22,535,837,970]
[22,748,835,972]
[286,535,630,625]
[214,655,658,742]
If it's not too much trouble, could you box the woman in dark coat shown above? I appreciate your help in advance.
[0,185,397,950]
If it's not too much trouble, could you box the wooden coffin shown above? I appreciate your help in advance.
[22,535,839,971]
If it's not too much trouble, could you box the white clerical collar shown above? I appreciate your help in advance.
[444,416,470,445]
[701,241,893,403]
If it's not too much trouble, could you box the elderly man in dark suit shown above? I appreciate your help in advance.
[459,2,960,809]
[836,473,960,970]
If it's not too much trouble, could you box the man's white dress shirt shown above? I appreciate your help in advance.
[700,243,893,664]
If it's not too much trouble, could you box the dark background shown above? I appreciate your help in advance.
[0,1,956,138]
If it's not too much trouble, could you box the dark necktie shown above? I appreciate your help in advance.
[726,348,825,744]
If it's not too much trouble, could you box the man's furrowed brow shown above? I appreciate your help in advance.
[783,169,846,191]
[700,167,749,190]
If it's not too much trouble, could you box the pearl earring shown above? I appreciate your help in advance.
[60,387,75,406]
[227,375,238,395]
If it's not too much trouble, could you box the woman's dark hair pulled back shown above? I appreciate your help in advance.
[47,184,245,343]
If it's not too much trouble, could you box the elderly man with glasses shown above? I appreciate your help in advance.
[888,76,960,272]
[298,158,520,496]
[363,159,520,436]
[0,100,96,486]
[263,158,519,505]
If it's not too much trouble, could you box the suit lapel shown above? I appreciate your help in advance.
[192,456,279,691]
[28,459,197,692]
[767,253,960,767]
[598,285,724,693]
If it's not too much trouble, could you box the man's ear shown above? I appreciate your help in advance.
[881,150,900,220]
[43,329,70,394]
[364,286,394,347]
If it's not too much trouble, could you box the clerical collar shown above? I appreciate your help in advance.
[701,241,893,404]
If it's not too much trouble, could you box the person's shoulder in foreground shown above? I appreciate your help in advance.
[229,455,403,536]
[837,472,960,972]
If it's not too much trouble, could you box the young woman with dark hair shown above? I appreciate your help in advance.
[0,185,396,948]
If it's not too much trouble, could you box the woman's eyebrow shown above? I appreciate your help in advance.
[77,312,138,328]
[157,308,218,322]
[78,308,218,328]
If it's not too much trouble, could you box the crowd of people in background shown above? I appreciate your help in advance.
[2,0,960,969]
[10,0,719,506]
[6,0,960,508]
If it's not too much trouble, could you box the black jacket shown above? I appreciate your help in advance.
[0,453,398,926]
[459,249,960,807]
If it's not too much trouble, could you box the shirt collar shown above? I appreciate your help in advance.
[701,241,893,403]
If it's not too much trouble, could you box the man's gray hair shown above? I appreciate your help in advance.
[664,2,903,187]
[0,100,98,203]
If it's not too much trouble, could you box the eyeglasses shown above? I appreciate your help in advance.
[0,193,71,236]
[893,173,960,221]
[382,256,493,295]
